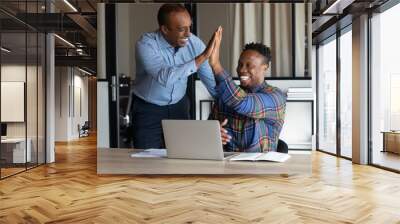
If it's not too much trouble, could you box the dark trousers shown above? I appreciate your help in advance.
[132,94,190,149]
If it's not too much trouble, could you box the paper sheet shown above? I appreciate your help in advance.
[130,149,167,158]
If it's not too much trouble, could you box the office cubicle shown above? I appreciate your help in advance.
[0,1,46,179]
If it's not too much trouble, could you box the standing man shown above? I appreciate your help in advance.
[132,4,217,149]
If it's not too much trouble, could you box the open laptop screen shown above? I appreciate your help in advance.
[162,120,225,160]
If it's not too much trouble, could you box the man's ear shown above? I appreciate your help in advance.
[160,25,168,35]
[263,63,269,72]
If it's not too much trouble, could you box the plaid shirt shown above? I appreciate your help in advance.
[211,71,286,152]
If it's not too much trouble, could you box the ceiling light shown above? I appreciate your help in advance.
[1,47,11,53]
[54,34,75,48]
[63,0,78,12]
[78,67,92,76]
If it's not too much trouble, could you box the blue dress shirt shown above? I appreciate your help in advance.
[132,30,217,106]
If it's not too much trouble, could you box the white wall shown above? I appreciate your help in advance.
[55,67,69,141]
[97,3,108,147]
[74,74,89,136]
[55,67,89,141]
[1,65,39,137]
[1,63,46,163]
[97,81,109,148]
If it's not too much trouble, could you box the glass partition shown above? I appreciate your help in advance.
[0,1,46,179]
[1,30,28,177]
[317,36,337,155]
[371,3,400,171]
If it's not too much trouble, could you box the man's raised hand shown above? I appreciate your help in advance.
[209,26,224,75]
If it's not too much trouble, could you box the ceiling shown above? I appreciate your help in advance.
[311,0,390,43]
[0,0,99,74]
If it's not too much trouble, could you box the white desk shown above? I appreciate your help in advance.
[1,138,31,163]
[97,148,312,175]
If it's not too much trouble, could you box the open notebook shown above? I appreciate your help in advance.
[131,149,167,158]
[131,149,291,162]
[229,151,291,163]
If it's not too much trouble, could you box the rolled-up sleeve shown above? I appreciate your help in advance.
[193,37,217,97]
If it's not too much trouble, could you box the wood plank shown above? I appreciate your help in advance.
[0,134,400,223]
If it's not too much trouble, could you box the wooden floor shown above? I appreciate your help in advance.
[1,135,400,223]
[0,167,26,178]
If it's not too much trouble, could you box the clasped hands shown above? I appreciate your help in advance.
[200,26,231,145]
[195,26,224,75]
[203,26,224,75]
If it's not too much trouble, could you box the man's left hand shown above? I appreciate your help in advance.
[220,118,231,145]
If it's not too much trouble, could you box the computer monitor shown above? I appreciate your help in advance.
[1,123,7,137]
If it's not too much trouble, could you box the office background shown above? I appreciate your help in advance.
[0,4,46,178]
[96,3,315,150]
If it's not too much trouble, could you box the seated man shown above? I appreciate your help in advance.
[208,27,286,152]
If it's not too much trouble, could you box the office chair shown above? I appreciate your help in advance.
[78,121,90,138]
[277,139,289,153]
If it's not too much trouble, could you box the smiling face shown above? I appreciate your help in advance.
[236,50,269,89]
[160,10,192,48]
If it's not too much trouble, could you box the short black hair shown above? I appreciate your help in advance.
[157,4,188,27]
[243,42,271,65]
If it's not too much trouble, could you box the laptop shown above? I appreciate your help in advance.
[162,120,234,161]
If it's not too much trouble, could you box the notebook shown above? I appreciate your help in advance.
[229,151,291,162]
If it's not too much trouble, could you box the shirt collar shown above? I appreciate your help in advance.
[247,82,268,93]
[156,30,174,49]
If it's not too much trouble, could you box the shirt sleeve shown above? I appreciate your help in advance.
[193,37,217,97]
[135,37,197,88]
[215,71,286,120]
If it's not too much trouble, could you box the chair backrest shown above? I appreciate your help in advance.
[82,121,90,129]
[277,139,288,153]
